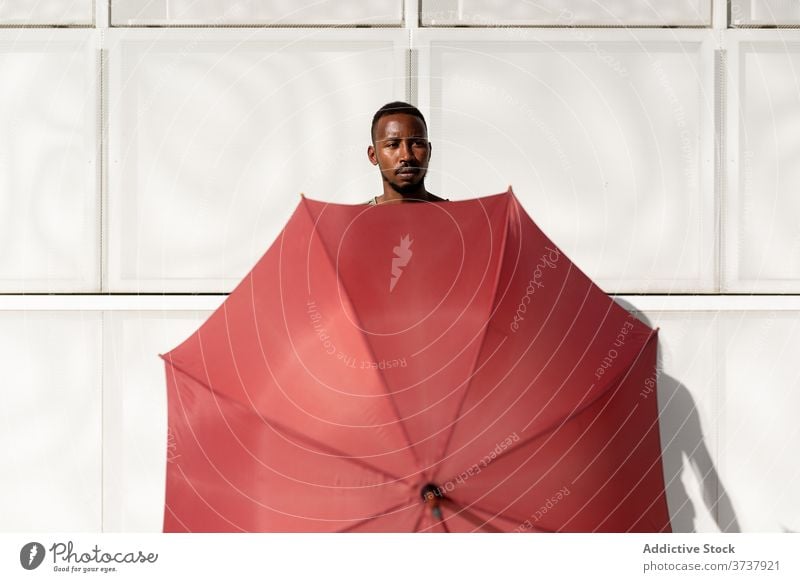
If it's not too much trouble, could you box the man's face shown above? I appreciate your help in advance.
[368,113,431,194]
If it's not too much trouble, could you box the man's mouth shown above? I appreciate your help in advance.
[396,167,419,175]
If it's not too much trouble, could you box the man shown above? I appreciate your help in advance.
[366,101,448,205]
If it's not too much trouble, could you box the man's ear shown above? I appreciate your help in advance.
[367,144,378,166]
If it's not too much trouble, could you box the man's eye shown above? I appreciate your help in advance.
[385,141,399,148]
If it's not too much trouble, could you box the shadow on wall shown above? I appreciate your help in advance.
[614,299,740,533]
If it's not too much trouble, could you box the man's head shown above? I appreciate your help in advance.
[367,101,432,196]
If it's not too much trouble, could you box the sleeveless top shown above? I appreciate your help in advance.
[366,195,449,205]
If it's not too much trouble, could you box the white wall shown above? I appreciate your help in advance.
[0,0,798,533]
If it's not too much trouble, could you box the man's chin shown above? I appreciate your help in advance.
[389,181,425,196]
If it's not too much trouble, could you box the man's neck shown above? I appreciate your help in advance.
[377,188,434,204]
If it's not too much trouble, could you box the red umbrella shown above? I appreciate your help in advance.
[160,187,671,533]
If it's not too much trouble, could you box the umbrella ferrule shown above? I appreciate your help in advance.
[420,482,444,504]
[421,482,446,519]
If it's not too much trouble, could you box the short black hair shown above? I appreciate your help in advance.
[371,101,427,143]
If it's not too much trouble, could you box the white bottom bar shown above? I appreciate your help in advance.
[1,533,797,581]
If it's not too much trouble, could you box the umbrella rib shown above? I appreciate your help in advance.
[298,197,423,473]
[437,193,514,464]
[440,498,501,533]
[445,497,554,533]
[412,509,426,533]
[441,327,660,484]
[444,330,656,531]
[162,356,412,487]
[439,516,451,533]
[432,330,658,533]
[334,499,416,533]
[264,416,412,488]
[520,328,659,435]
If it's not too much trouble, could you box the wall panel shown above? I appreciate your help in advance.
[103,310,212,532]
[106,29,406,292]
[421,0,711,27]
[0,31,99,292]
[719,312,800,532]
[725,34,800,291]
[418,30,715,293]
[0,0,93,25]
[0,311,102,531]
[731,0,800,26]
[637,308,726,532]
[111,0,403,26]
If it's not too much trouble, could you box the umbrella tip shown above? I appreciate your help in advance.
[420,482,444,503]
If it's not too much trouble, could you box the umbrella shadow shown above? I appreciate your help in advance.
[614,300,740,533]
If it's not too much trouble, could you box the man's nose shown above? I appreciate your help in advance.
[399,140,413,160]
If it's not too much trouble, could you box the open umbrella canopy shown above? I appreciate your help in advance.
[160,187,671,533]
